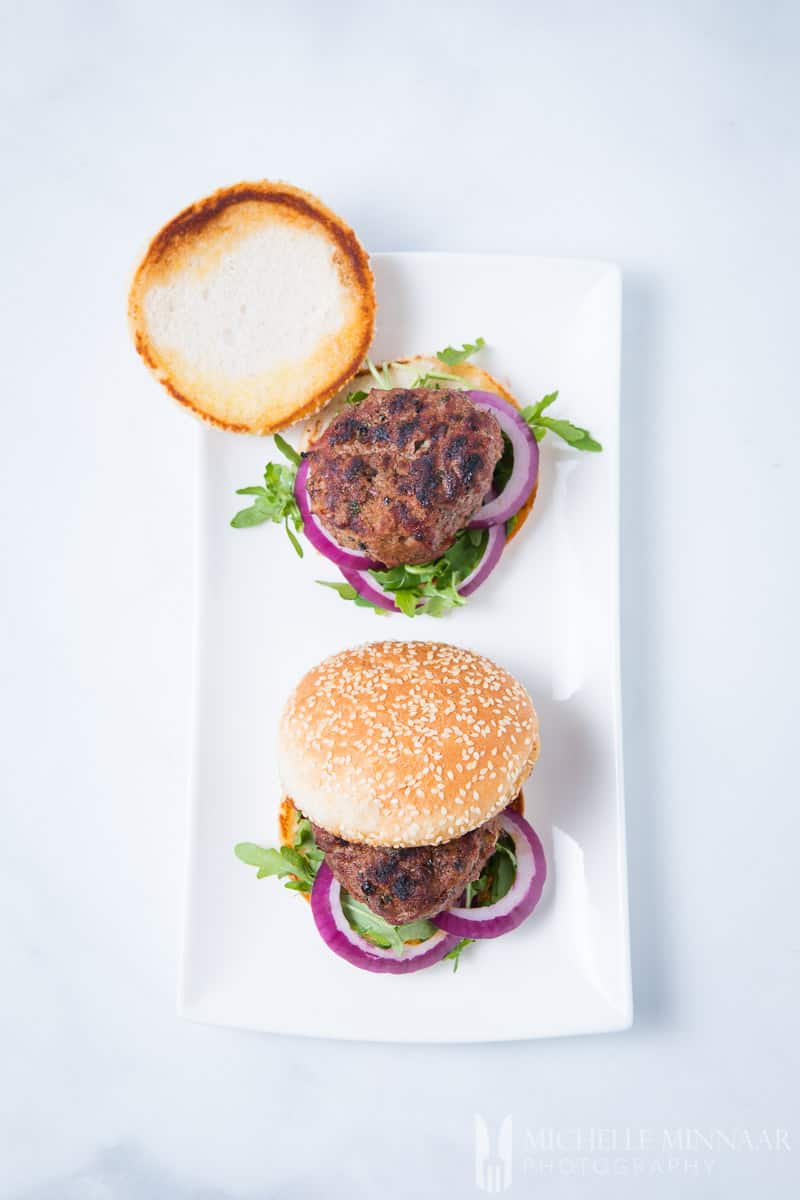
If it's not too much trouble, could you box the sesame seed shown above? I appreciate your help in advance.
[279,640,537,846]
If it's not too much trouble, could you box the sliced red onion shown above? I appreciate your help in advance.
[339,566,404,612]
[341,527,504,611]
[466,391,539,529]
[457,524,505,597]
[433,811,547,939]
[294,459,384,571]
[310,862,458,973]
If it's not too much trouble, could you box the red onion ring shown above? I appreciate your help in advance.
[294,459,384,571]
[340,526,505,611]
[433,811,547,939]
[457,524,506,597]
[339,566,404,612]
[466,391,539,529]
[310,862,459,973]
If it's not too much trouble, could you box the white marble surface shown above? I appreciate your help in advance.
[1,2,798,1197]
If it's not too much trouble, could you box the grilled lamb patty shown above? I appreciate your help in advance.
[311,815,502,924]
[305,388,503,567]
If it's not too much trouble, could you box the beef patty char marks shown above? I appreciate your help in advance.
[311,815,502,924]
[305,388,503,567]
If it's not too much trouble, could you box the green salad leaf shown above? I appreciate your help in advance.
[407,335,485,385]
[521,391,602,452]
[273,433,301,465]
[464,832,517,908]
[230,435,305,556]
[443,830,520,970]
[443,937,475,972]
[316,580,388,615]
[321,529,488,619]
[234,813,523,974]
[364,356,393,388]
[371,530,487,617]
[436,336,486,365]
[235,817,323,892]
[410,369,465,388]
[339,892,438,952]
[234,819,443,958]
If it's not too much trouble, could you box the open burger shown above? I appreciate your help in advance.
[128,181,601,619]
[235,641,548,974]
[232,345,601,617]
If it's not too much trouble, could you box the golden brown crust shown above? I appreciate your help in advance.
[278,641,539,847]
[128,181,376,434]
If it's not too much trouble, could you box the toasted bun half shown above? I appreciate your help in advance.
[128,181,375,434]
[278,641,539,848]
[302,354,538,540]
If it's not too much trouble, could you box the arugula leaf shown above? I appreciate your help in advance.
[443,937,475,972]
[463,832,518,909]
[493,433,514,496]
[273,432,301,465]
[535,417,602,452]
[234,842,315,889]
[340,891,438,952]
[234,815,325,892]
[279,845,313,877]
[294,817,317,853]
[234,843,291,872]
[395,918,442,942]
[231,439,305,556]
[316,580,388,615]
[236,820,470,971]
[393,590,419,618]
[410,369,466,388]
[523,391,559,421]
[493,835,517,867]
[340,893,403,951]
[436,337,486,366]
[345,390,368,405]
[364,357,393,388]
[490,850,515,903]
[284,518,303,558]
[361,528,487,619]
[229,503,274,529]
[521,391,602,452]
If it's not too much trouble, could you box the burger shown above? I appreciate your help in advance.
[128,181,601,620]
[235,641,548,974]
[231,347,601,618]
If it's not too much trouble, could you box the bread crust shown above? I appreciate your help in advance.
[278,641,539,847]
[128,181,375,434]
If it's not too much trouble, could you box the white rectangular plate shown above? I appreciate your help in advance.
[179,252,631,1042]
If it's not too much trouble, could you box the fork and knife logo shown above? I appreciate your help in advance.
[475,1113,513,1192]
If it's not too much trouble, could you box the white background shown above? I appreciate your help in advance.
[1,2,798,1197]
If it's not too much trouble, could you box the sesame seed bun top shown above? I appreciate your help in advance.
[277,641,539,847]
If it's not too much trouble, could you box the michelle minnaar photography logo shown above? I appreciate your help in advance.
[474,1114,513,1192]
[474,1117,791,1187]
